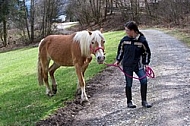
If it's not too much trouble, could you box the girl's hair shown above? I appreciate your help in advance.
[124,21,144,36]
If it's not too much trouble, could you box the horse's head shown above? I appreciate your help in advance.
[90,28,105,64]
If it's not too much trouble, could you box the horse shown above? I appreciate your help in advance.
[37,29,105,103]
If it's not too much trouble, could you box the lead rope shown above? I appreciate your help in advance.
[104,63,155,80]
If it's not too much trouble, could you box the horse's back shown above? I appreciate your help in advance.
[39,34,76,66]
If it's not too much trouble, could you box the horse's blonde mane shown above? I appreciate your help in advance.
[73,30,91,56]
[73,30,104,57]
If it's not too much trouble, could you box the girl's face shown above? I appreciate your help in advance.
[125,27,134,38]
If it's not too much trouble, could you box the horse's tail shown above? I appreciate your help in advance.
[37,39,44,85]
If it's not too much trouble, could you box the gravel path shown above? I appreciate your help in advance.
[36,29,190,126]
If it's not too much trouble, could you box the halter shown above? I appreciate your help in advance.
[94,47,104,53]
[90,45,104,54]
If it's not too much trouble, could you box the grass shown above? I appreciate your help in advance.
[0,31,125,125]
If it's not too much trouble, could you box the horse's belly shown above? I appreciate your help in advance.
[47,45,74,66]
[51,56,74,66]
[59,60,74,66]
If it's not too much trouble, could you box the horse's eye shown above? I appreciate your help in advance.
[91,42,95,44]
[102,41,105,43]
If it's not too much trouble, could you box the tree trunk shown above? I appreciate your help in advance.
[104,0,108,20]
[2,18,7,47]
[145,0,152,16]
[23,0,31,41]
[30,0,35,43]
[110,0,113,15]
[41,1,46,37]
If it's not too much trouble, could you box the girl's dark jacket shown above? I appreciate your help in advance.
[116,34,151,71]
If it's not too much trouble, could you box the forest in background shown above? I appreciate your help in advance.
[0,0,190,48]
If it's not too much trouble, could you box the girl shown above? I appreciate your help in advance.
[114,21,152,108]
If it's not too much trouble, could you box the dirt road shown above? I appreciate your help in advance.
[36,29,190,126]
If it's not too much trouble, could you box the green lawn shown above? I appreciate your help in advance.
[0,31,125,125]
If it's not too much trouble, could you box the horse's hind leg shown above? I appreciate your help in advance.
[41,57,53,96]
[49,62,60,94]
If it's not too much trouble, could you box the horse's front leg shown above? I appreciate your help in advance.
[75,64,88,103]
[82,57,92,76]
[77,57,92,95]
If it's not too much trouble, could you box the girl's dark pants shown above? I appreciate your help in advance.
[123,66,150,107]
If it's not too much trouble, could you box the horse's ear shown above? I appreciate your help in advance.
[100,28,103,33]
[87,29,92,35]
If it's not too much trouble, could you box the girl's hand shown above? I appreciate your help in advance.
[145,65,149,68]
[114,61,120,66]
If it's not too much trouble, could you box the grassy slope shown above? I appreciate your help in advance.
[0,31,125,125]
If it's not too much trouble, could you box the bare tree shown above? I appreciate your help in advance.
[144,0,152,16]
[30,0,35,42]
[21,0,30,43]
[0,0,8,47]
[40,0,61,37]
[66,0,109,26]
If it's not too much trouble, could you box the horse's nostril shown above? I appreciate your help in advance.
[97,56,101,60]
[97,56,105,61]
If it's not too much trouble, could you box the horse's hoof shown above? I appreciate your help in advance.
[52,89,57,94]
[52,85,57,94]
[76,89,81,95]
[80,98,89,104]
[81,101,90,106]
[47,93,54,97]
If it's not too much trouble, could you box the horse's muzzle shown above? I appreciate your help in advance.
[97,56,105,64]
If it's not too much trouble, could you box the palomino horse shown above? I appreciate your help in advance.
[37,29,105,103]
